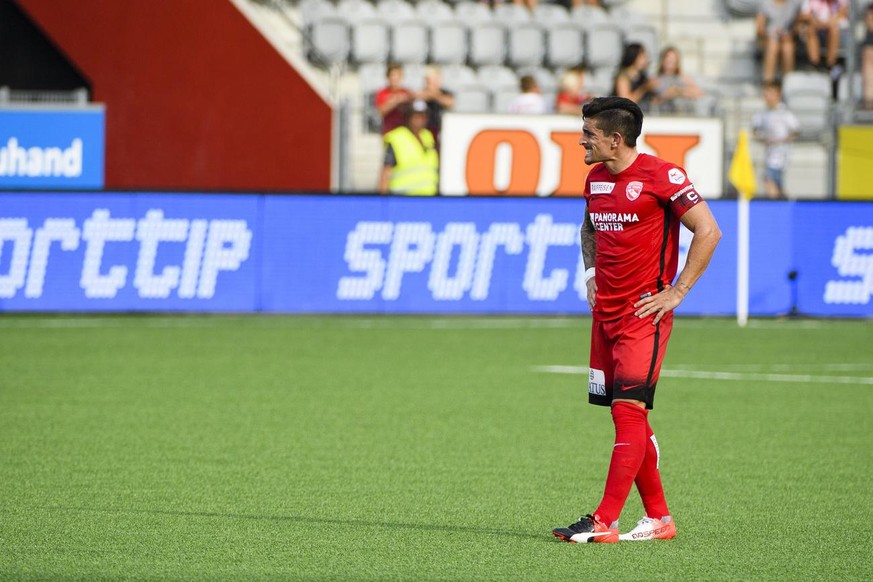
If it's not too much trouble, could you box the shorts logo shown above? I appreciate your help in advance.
[589,368,607,396]
[590,182,615,195]
[625,181,643,201]
[668,168,686,185]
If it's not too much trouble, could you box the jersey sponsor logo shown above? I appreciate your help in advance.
[626,181,643,201]
[589,368,606,396]
[589,212,640,232]
[668,168,686,185]
[590,182,615,195]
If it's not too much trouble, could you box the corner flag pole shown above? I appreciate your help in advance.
[727,130,756,328]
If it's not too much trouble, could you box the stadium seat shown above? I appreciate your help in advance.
[376,0,416,20]
[391,21,429,65]
[453,1,494,23]
[584,26,624,69]
[493,87,521,113]
[507,23,546,69]
[429,21,468,65]
[336,0,377,21]
[522,66,558,96]
[547,22,586,69]
[532,4,570,24]
[782,71,833,141]
[469,22,507,67]
[298,0,338,26]
[453,86,492,112]
[351,19,390,64]
[837,72,862,104]
[415,0,456,24]
[570,4,610,27]
[403,63,428,91]
[587,67,616,96]
[440,64,478,93]
[493,3,532,25]
[308,18,351,66]
[476,65,519,92]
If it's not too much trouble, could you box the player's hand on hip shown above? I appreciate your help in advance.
[634,285,684,325]
[586,279,597,311]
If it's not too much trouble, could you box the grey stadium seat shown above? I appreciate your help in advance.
[377,0,416,20]
[351,18,390,64]
[415,0,456,24]
[453,86,492,112]
[469,22,507,67]
[391,21,429,65]
[584,26,624,69]
[782,71,833,141]
[507,22,546,69]
[547,22,585,69]
[532,4,570,24]
[453,1,494,23]
[336,0,377,21]
[299,0,338,26]
[493,3,531,25]
[308,17,351,65]
[440,64,478,93]
[476,65,519,92]
[494,88,521,113]
[430,21,468,65]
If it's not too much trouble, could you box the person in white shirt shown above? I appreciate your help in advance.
[752,80,800,199]
[508,75,547,114]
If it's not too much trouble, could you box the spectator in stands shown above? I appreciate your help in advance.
[613,43,656,111]
[652,46,704,114]
[508,75,548,114]
[379,99,439,196]
[751,79,800,198]
[555,66,595,115]
[862,2,873,110]
[756,0,802,83]
[797,0,848,78]
[375,63,414,135]
[416,66,455,152]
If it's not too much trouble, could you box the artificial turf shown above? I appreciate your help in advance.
[1,314,871,580]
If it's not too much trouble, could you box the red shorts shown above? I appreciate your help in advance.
[587,310,673,409]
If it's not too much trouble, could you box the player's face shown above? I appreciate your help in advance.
[579,119,613,165]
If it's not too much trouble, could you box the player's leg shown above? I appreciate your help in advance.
[552,319,619,543]
[621,312,677,541]
[591,312,668,534]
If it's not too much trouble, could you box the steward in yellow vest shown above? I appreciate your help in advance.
[379,100,439,196]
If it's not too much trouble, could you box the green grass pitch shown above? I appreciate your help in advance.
[1,314,872,580]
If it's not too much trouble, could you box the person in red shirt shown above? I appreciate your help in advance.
[552,96,721,544]
[375,63,413,135]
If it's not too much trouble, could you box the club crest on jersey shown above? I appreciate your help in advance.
[626,181,643,201]
[668,168,686,185]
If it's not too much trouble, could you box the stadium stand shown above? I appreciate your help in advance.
[241,0,861,196]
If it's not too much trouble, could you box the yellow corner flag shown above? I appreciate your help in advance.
[728,129,757,199]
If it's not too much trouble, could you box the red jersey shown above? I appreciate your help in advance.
[375,87,413,134]
[583,153,702,320]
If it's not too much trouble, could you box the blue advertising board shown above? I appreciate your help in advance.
[0,107,105,189]
[0,193,870,316]
[0,193,257,311]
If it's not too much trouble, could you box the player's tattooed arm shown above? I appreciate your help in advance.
[581,207,596,270]
[581,207,597,310]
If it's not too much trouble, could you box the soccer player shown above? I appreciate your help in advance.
[552,97,722,543]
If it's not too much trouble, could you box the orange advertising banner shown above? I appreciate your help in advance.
[439,113,724,198]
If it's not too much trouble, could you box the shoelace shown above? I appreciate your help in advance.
[568,514,596,533]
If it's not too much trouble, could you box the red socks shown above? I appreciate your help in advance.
[594,401,669,527]
[636,420,670,520]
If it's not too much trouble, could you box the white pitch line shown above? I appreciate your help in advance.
[531,365,873,386]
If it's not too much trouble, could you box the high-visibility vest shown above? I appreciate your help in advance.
[384,126,439,196]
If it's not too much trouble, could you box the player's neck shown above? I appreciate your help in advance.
[603,149,639,175]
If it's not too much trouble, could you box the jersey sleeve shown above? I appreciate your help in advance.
[655,162,702,218]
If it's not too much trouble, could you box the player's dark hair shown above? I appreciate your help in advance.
[582,96,644,147]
